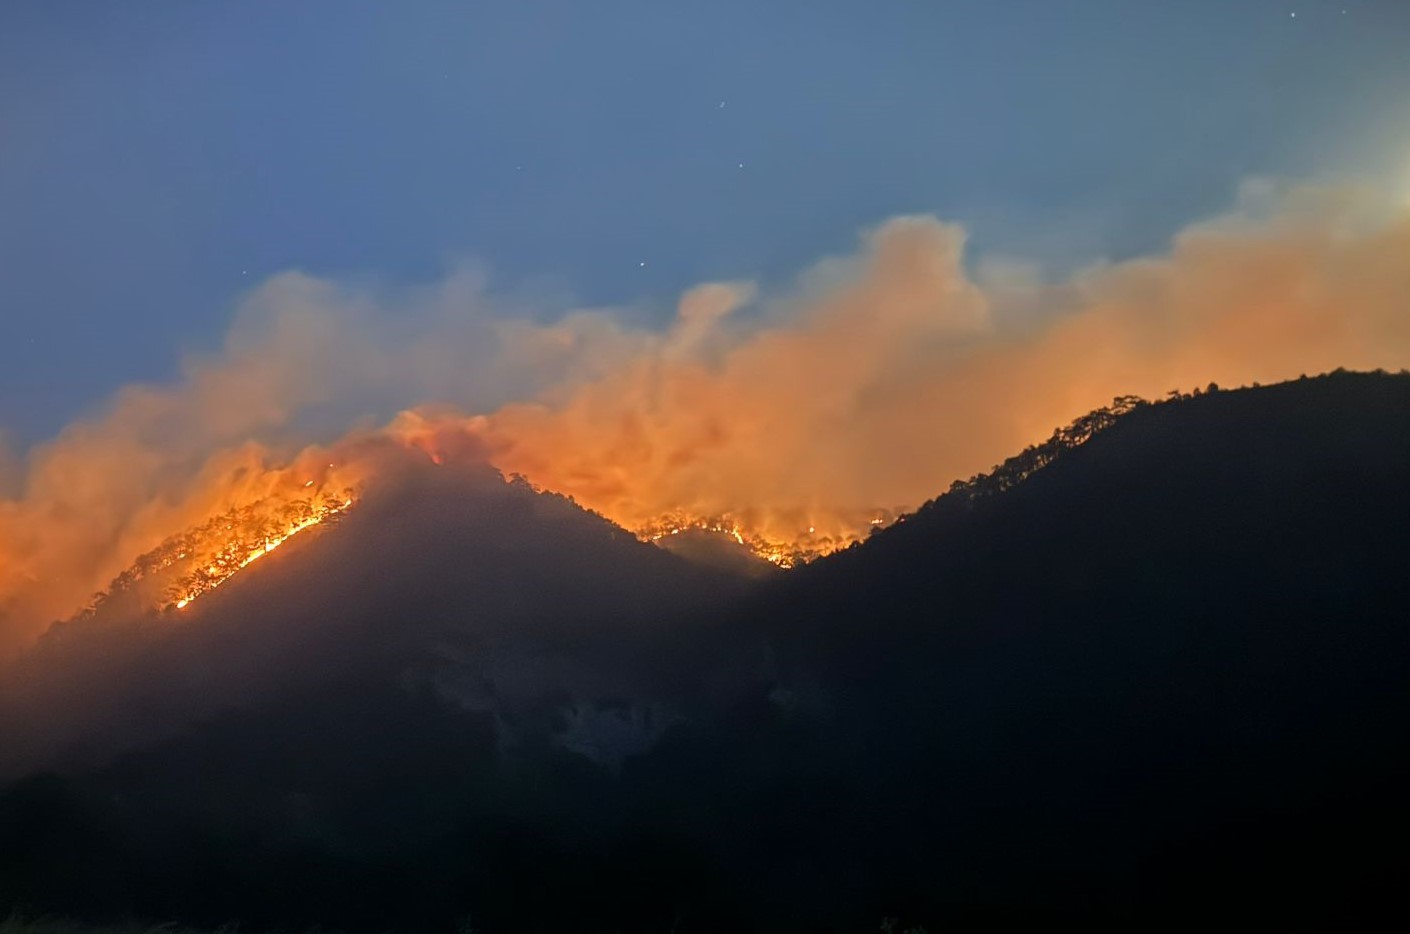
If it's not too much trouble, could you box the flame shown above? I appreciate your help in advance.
[20,189,1401,639]
[635,512,895,567]
[81,382,1148,622]
[388,408,907,565]
[76,478,360,622]
[165,494,355,611]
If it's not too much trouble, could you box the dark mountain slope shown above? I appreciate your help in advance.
[0,456,758,777]
[1,458,769,933]
[740,369,1410,924]
[3,371,1410,932]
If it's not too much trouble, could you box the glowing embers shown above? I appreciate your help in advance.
[165,493,354,611]
[637,514,881,568]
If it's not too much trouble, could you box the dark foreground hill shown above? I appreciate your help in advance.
[3,370,1410,932]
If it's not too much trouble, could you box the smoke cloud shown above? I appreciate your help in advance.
[2,181,1408,651]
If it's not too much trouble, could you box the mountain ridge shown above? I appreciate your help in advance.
[3,369,1409,931]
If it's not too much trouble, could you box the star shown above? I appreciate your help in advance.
[737,162,745,169]
[639,261,646,268]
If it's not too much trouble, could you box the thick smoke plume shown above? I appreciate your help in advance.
[1,182,1408,649]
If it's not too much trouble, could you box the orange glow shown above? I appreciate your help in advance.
[3,188,1408,648]
[635,512,894,567]
[164,494,355,611]
[74,476,361,622]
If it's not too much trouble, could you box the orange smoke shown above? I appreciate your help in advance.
[411,184,1410,558]
[2,181,1408,649]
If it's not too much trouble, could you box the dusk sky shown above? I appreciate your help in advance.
[6,7,1410,930]
[2,0,1408,445]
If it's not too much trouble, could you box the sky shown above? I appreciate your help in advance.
[2,0,1409,445]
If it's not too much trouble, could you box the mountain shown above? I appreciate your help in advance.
[738,369,1410,925]
[0,456,759,774]
[2,370,1409,932]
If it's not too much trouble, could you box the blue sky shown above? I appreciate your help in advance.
[2,0,1408,444]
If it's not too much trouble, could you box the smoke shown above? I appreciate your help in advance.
[446,181,1410,544]
[0,450,751,776]
[1,180,1408,651]
[0,267,566,649]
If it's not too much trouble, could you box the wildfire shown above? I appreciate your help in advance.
[76,483,360,624]
[75,385,1146,626]
[169,495,354,610]
[635,513,893,568]
[78,430,897,626]
[393,414,897,569]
